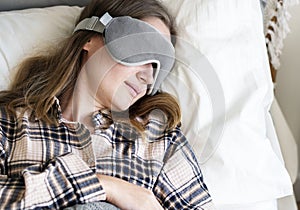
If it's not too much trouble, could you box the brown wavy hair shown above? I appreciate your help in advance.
[0,0,180,131]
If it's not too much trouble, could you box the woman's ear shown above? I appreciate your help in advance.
[83,39,93,52]
[83,36,103,52]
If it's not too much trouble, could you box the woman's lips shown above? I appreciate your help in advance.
[124,81,141,97]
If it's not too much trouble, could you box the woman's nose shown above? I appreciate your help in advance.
[136,63,154,84]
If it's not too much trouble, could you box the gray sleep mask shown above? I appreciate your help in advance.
[74,12,175,95]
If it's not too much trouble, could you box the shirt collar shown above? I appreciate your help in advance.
[53,97,166,142]
[54,97,63,121]
[53,97,115,130]
[92,109,113,129]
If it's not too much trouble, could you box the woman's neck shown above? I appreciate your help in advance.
[61,68,104,132]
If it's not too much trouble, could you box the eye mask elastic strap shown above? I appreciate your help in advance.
[73,12,113,34]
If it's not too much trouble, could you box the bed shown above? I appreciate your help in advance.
[0,0,297,209]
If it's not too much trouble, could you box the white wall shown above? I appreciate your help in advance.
[275,3,300,200]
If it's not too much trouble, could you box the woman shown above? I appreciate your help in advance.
[0,0,214,209]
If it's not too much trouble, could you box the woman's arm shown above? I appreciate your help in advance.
[98,174,163,210]
[0,132,105,210]
[153,126,215,210]
[0,128,161,210]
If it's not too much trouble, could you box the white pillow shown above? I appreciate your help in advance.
[159,0,292,205]
[0,1,292,205]
[0,6,81,90]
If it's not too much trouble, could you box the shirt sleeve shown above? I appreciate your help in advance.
[153,126,215,210]
[0,130,106,209]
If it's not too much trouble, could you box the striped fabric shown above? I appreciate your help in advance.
[0,100,213,209]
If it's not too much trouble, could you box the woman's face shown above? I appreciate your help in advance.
[82,17,171,111]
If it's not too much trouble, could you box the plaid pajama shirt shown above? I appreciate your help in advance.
[0,100,213,210]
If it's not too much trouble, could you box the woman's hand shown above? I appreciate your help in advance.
[97,174,163,210]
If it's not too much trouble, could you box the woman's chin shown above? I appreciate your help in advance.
[110,101,132,112]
